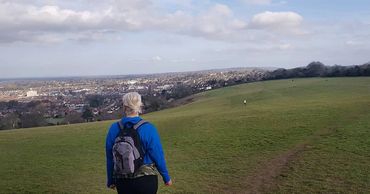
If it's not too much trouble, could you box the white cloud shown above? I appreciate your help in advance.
[345,40,364,46]
[0,0,163,42]
[243,0,272,5]
[0,1,306,43]
[242,0,288,6]
[279,43,293,50]
[191,4,247,37]
[249,11,306,35]
[0,1,251,43]
[152,56,162,61]
[250,11,303,28]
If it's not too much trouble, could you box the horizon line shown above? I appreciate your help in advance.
[1,61,368,81]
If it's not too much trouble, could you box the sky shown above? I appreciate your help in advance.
[0,0,369,78]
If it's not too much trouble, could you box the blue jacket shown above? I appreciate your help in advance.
[105,116,171,187]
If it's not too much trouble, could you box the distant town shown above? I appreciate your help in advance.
[1,61,369,130]
[0,67,266,129]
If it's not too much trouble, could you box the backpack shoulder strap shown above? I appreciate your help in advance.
[133,119,148,130]
[117,120,124,130]
[117,120,126,137]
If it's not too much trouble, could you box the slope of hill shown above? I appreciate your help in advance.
[1,77,369,193]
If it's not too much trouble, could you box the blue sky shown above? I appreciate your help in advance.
[0,0,369,78]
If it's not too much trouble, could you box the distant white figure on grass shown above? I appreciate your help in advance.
[243,99,247,105]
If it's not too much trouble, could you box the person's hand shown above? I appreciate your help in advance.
[109,184,116,190]
[165,179,173,186]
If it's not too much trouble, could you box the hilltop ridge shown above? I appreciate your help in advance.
[1,77,369,193]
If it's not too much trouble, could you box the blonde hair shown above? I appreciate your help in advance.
[122,92,143,115]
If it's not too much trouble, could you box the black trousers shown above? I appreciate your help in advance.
[116,175,158,194]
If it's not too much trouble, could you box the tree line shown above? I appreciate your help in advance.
[264,61,370,80]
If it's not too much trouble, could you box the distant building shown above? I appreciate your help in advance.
[128,80,138,85]
[27,90,38,97]
[137,86,145,90]
[92,109,99,115]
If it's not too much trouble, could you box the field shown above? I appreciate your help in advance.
[0,77,369,193]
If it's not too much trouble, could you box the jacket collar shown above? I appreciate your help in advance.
[121,116,141,125]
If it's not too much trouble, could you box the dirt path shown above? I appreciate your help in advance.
[242,143,308,194]
[237,127,336,194]
[168,95,196,107]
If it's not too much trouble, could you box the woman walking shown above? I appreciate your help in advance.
[106,92,172,194]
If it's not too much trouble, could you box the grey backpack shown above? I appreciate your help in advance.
[112,120,147,177]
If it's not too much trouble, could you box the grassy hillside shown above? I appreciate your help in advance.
[0,77,369,193]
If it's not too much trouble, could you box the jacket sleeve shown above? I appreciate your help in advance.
[146,124,171,183]
[105,123,118,187]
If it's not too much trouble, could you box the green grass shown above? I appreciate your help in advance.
[0,77,369,193]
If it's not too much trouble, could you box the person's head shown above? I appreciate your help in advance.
[122,92,143,116]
